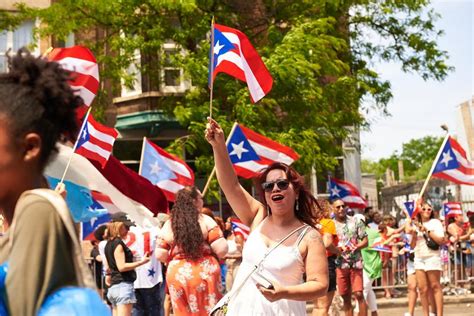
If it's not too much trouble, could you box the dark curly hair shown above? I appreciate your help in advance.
[171,186,205,260]
[255,162,323,228]
[0,48,82,168]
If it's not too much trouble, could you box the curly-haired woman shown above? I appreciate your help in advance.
[155,186,228,316]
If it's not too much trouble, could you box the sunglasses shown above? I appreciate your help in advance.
[422,208,432,211]
[335,205,346,209]
[262,179,290,192]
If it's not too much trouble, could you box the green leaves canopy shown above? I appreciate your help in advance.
[2,0,451,185]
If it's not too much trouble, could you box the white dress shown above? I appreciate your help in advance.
[226,219,309,316]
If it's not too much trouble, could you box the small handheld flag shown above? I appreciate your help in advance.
[329,177,367,209]
[209,23,273,103]
[226,124,299,179]
[48,45,99,107]
[75,113,118,168]
[139,138,195,201]
[432,137,474,185]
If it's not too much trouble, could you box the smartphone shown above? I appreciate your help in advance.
[252,270,274,289]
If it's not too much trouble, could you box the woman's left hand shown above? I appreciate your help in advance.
[256,281,285,302]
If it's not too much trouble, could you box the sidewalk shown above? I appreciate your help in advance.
[306,293,474,312]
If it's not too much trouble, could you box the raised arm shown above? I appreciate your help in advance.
[205,118,265,227]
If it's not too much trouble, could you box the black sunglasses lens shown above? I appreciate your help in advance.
[276,180,289,190]
[262,180,289,192]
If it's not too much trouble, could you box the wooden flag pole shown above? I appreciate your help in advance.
[138,137,147,175]
[59,107,92,184]
[417,133,451,200]
[202,122,238,197]
[42,46,53,58]
[209,16,216,119]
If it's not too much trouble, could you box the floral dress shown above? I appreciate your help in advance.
[158,226,223,316]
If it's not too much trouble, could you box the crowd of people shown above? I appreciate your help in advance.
[0,50,473,316]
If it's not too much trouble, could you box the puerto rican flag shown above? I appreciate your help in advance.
[432,136,474,185]
[403,200,415,218]
[210,23,273,103]
[371,237,392,253]
[226,123,299,179]
[139,138,194,202]
[231,218,250,240]
[75,112,118,168]
[81,191,118,240]
[329,177,368,209]
[48,46,99,107]
[444,202,463,218]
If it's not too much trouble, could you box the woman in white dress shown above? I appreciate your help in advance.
[205,118,328,315]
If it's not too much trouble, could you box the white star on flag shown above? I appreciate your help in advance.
[439,151,453,167]
[229,141,249,160]
[149,161,161,175]
[81,128,88,140]
[214,40,225,55]
[331,186,341,197]
[89,217,97,227]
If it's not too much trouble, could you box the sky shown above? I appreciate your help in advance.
[360,0,473,161]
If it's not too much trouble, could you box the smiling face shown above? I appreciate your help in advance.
[264,169,297,217]
[420,203,433,221]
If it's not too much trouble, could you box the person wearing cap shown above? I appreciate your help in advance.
[105,212,150,316]
[447,209,473,284]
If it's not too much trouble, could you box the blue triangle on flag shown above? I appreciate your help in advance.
[141,141,176,184]
[77,122,90,148]
[404,201,415,217]
[212,28,236,68]
[434,140,460,173]
[227,125,260,164]
[329,180,350,199]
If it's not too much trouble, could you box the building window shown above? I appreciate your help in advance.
[121,49,142,97]
[161,42,190,93]
[0,20,38,73]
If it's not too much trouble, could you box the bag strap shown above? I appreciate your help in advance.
[224,224,309,302]
[8,189,95,289]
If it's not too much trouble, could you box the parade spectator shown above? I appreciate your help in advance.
[313,199,339,316]
[224,217,244,292]
[105,218,150,316]
[368,211,382,230]
[447,212,473,283]
[128,224,164,316]
[333,199,368,316]
[361,220,382,316]
[93,224,108,301]
[411,202,446,316]
[155,186,228,316]
[0,49,97,315]
[205,118,328,316]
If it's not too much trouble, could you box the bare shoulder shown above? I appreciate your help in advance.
[304,227,324,246]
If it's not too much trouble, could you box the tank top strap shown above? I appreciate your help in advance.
[294,225,311,247]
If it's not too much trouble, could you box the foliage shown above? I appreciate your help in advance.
[1,0,451,193]
[362,135,443,182]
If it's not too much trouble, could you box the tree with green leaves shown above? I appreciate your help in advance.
[362,135,443,182]
[2,0,451,196]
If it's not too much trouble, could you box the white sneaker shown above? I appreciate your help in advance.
[429,313,436,316]
[404,313,412,316]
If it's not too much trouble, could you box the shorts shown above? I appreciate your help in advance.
[327,256,337,292]
[451,251,473,267]
[407,259,415,275]
[336,268,363,296]
[107,282,137,306]
[414,256,442,271]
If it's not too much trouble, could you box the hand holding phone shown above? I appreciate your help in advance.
[252,270,274,290]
